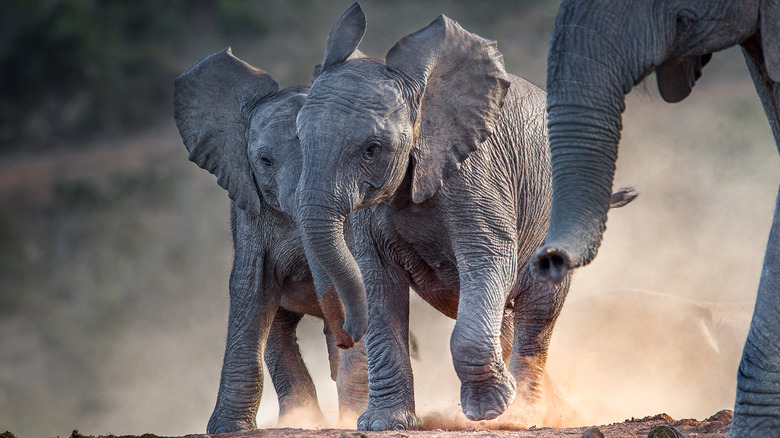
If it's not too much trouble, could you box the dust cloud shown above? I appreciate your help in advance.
[0,5,775,437]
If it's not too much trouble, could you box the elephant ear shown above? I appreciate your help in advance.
[762,0,780,82]
[385,15,511,203]
[174,48,279,215]
[317,2,366,76]
[655,54,711,103]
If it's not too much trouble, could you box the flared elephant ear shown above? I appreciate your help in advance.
[385,15,511,203]
[174,48,279,215]
[762,0,780,82]
[317,2,366,75]
[655,53,711,103]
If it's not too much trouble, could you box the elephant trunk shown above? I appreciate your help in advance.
[531,15,638,284]
[298,188,367,348]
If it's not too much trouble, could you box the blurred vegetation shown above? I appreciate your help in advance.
[0,0,560,151]
[0,0,271,150]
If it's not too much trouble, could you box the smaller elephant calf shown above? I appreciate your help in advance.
[174,48,369,433]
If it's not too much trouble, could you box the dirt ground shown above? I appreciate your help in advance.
[61,410,732,438]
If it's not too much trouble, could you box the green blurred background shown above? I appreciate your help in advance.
[0,1,776,436]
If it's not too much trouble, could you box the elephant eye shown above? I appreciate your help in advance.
[362,141,381,162]
[260,155,275,169]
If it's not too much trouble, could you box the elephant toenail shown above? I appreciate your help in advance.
[464,410,478,421]
[371,420,388,430]
[393,423,406,431]
[484,409,501,420]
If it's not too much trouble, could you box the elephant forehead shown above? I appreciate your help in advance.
[304,64,404,123]
[252,92,305,128]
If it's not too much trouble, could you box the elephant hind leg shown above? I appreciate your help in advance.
[509,274,571,404]
[336,339,369,425]
[265,307,324,426]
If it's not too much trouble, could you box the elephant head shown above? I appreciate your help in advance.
[296,3,510,343]
[530,0,779,284]
[174,47,306,218]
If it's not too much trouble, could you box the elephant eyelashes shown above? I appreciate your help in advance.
[362,141,381,162]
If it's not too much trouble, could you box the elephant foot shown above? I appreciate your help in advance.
[357,406,421,431]
[460,369,517,421]
[206,417,256,434]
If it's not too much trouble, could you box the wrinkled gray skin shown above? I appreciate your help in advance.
[295,4,631,431]
[529,0,780,436]
[173,49,369,433]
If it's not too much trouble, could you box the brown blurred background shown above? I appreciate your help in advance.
[0,1,775,436]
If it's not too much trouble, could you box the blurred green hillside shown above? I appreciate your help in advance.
[0,0,558,150]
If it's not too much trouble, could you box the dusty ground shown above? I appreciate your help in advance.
[62,411,732,438]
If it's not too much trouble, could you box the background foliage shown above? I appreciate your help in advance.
[0,0,274,148]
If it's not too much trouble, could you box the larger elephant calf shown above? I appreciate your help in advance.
[295,3,634,430]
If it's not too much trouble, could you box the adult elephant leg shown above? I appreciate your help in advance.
[731,36,780,437]
[208,206,279,433]
[336,339,369,424]
[731,187,780,436]
[508,276,570,404]
[354,235,419,431]
[265,307,323,425]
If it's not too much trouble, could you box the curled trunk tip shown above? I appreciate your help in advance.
[530,245,572,285]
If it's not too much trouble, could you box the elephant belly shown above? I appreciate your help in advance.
[399,243,461,319]
[379,202,462,318]
[278,277,323,318]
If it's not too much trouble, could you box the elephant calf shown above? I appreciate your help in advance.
[295,3,635,430]
[173,48,369,433]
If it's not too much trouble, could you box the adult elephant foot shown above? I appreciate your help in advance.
[729,329,780,436]
[460,368,517,421]
[357,405,421,431]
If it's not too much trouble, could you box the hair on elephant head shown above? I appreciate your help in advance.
[533,0,780,435]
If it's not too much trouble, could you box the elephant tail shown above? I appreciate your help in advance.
[608,187,638,209]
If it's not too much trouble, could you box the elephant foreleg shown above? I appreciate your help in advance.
[354,240,419,431]
[265,308,323,425]
[730,36,780,437]
[730,186,780,437]
[450,256,519,422]
[207,253,278,433]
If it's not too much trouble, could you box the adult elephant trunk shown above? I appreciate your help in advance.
[298,187,367,348]
[531,17,637,284]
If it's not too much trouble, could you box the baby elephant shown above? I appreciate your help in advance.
[174,48,368,433]
[295,4,636,430]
